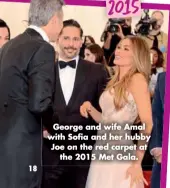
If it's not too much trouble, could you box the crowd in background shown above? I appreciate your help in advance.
[0,11,167,97]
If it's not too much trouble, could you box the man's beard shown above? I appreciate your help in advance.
[122,26,132,36]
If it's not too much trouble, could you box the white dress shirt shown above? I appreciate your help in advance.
[149,67,164,92]
[58,56,79,105]
[28,25,49,42]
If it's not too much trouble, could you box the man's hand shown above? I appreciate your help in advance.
[115,24,125,39]
[43,130,51,138]
[107,24,125,39]
[155,154,162,163]
[151,148,162,164]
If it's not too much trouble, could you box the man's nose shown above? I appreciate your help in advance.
[68,39,74,46]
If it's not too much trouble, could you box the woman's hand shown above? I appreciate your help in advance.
[80,101,92,118]
[126,163,148,188]
[43,129,51,138]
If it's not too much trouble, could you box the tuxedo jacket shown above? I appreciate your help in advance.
[0,28,55,188]
[149,72,166,188]
[45,59,109,152]
[149,72,166,152]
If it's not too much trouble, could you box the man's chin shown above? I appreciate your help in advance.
[65,54,76,59]
[64,52,77,59]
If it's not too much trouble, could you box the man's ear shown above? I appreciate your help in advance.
[56,37,59,45]
[49,14,57,25]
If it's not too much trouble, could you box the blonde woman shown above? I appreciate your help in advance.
[80,36,153,188]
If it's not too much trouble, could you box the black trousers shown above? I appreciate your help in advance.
[41,140,91,188]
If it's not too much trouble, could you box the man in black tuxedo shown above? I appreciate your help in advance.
[0,0,64,187]
[42,19,109,188]
[149,72,166,188]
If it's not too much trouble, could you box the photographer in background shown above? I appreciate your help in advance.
[149,47,164,97]
[101,17,133,66]
[135,10,168,66]
[0,19,10,49]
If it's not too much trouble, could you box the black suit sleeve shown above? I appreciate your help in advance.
[0,49,2,77]
[96,65,109,111]
[28,43,55,114]
[149,74,164,151]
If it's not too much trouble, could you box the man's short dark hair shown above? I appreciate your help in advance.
[0,19,10,39]
[61,19,83,37]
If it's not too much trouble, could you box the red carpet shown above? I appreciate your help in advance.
[143,171,152,188]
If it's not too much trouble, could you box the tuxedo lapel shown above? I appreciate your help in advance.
[67,59,88,108]
[54,63,67,109]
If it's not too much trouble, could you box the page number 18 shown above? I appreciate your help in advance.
[29,165,37,172]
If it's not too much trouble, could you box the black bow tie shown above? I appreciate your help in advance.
[58,60,76,69]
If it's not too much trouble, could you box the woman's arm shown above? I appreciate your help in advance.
[130,73,153,165]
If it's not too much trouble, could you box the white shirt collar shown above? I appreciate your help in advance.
[28,25,49,42]
[58,55,79,69]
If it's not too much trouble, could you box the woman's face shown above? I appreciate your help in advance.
[114,38,133,67]
[150,49,158,65]
[84,48,96,62]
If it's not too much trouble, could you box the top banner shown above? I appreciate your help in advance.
[0,0,170,5]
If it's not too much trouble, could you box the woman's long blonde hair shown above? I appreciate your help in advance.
[106,36,151,110]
